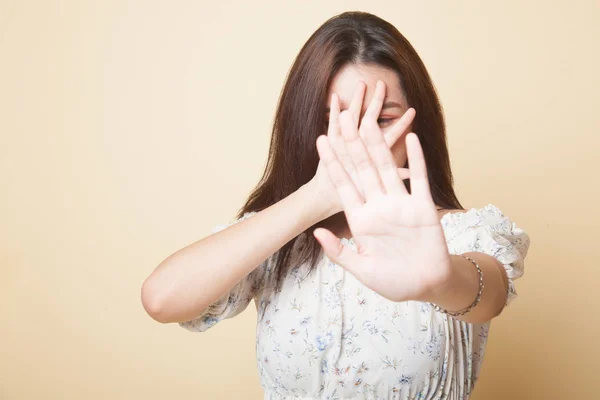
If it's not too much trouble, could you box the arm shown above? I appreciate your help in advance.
[421,204,529,324]
[422,252,510,324]
[309,87,529,324]
[141,183,326,324]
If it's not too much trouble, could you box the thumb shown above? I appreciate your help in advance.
[313,227,364,278]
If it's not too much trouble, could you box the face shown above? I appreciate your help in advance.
[326,63,412,168]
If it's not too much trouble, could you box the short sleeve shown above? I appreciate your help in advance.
[441,203,531,306]
[178,211,269,332]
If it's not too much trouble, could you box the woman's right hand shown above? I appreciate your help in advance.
[307,81,416,219]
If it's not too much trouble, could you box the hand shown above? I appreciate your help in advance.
[312,80,452,303]
[307,81,415,220]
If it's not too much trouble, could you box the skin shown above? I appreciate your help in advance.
[309,63,510,321]
[318,63,453,240]
[327,63,411,173]
[141,63,510,326]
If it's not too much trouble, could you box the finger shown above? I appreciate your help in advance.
[384,107,416,148]
[405,132,434,202]
[339,110,386,200]
[328,93,360,187]
[397,167,410,180]
[313,227,366,281]
[358,81,408,196]
[363,80,385,122]
[348,81,366,126]
[315,134,364,214]
[327,93,341,139]
[362,133,408,196]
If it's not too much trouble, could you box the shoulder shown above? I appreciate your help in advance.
[438,203,505,224]
[440,203,529,246]
[439,203,531,307]
[437,208,467,220]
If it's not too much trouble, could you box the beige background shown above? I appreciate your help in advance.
[1,0,598,399]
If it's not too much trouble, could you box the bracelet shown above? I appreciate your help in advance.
[432,255,484,317]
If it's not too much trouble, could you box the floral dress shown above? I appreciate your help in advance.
[179,204,530,400]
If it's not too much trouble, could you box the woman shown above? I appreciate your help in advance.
[142,11,530,399]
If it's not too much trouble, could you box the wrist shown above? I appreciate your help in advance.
[416,255,454,304]
[299,180,336,222]
[297,181,334,225]
[422,253,483,315]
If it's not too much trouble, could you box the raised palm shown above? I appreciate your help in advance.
[313,80,452,302]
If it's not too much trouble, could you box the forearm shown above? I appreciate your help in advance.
[425,252,509,324]
[141,183,326,323]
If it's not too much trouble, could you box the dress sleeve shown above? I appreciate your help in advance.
[441,203,531,306]
[178,211,269,332]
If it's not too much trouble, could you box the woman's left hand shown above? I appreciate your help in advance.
[313,80,452,303]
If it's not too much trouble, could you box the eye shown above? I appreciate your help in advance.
[377,118,394,127]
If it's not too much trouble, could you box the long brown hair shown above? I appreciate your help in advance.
[238,11,463,291]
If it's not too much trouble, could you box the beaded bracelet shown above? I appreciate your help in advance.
[431,255,484,317]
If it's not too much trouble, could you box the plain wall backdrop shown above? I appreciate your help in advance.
[1,0,599,399]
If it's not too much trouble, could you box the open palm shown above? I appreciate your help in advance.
[313,80,452,302]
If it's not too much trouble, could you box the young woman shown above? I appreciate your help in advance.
[142,11,530,399]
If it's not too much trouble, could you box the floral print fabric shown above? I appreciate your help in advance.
[179,204,530,400]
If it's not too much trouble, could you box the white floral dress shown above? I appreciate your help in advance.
[179,204,530,400]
